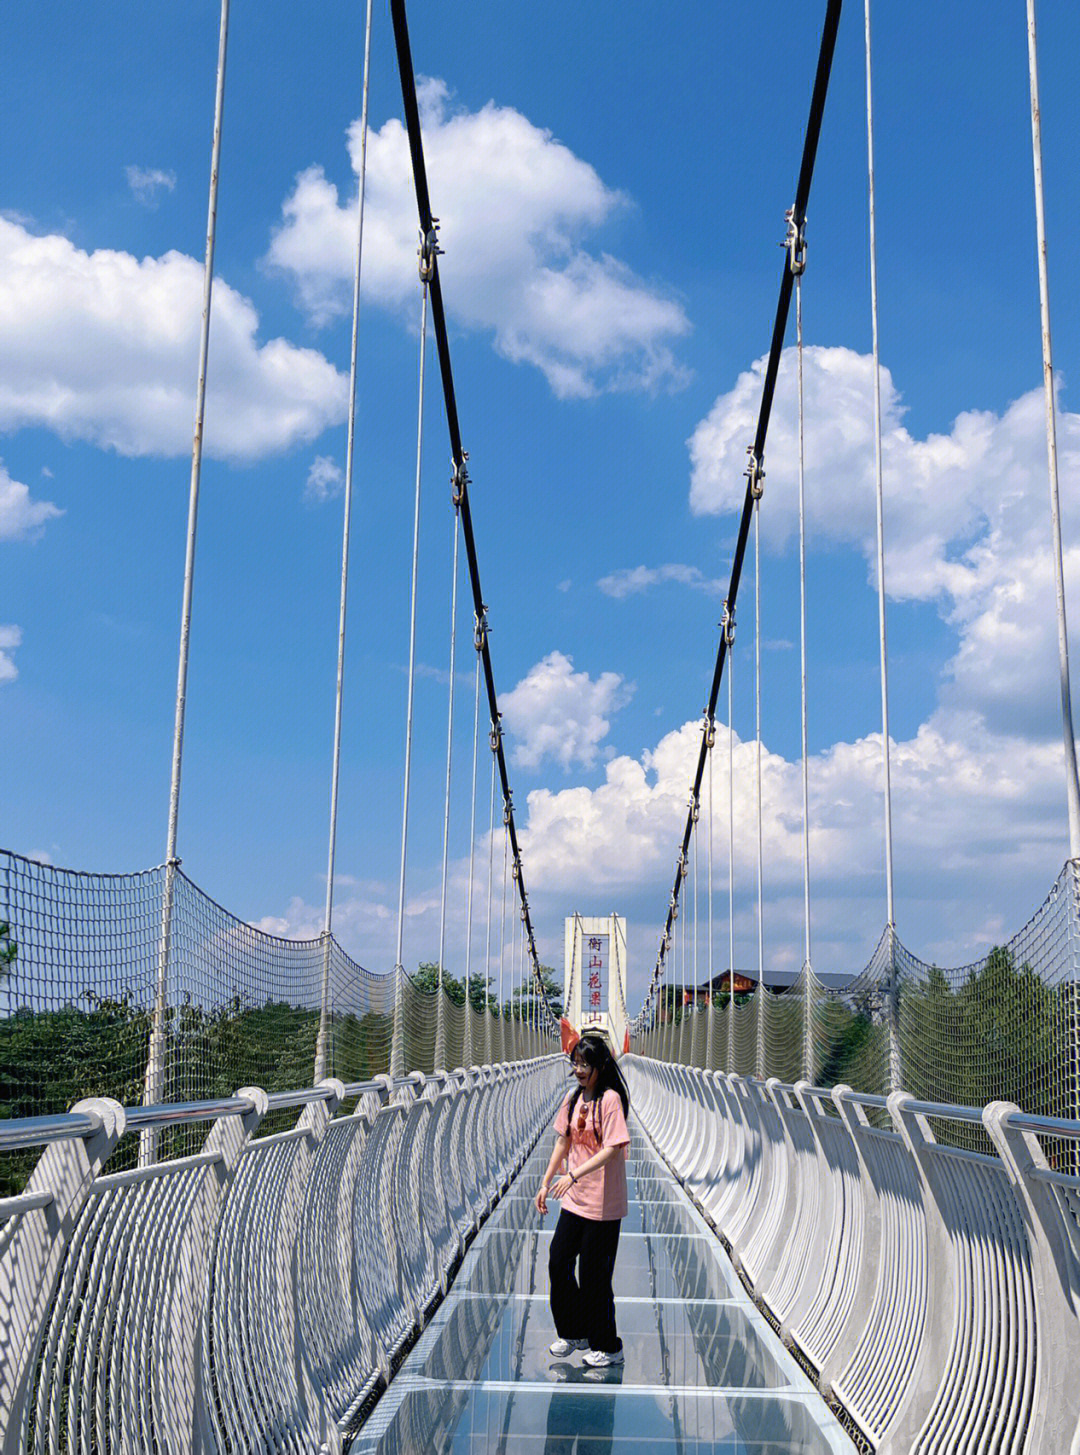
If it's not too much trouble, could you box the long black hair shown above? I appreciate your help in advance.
[566,1033,630,1143]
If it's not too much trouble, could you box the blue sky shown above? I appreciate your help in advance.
[4,0,1080,1012]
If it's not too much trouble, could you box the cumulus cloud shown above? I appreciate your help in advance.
[515,707,1070,981]
[304,453,343,503]
[501,650,634,771]
[125,166,176,206]
[688,347,1080,737]
[0,462,62,540]
[598,562,722,599]
[0,624,22,682]
[265,80,690,398]
[0,216,347,460]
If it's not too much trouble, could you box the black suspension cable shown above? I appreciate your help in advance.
[640,0,843,1029]
[389,0,555,1027]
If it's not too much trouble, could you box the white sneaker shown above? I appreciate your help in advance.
[582,1347,624,1368]
[548,1337,588,1357]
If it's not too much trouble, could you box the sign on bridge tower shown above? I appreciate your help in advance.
[564,914,627,1054]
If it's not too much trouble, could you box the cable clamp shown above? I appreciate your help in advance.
[784,206,807,276]
[418,221,442,283]
[451,453,470,507]
[705,718,716,750]
[746,449,765,500]
[474,606,489,652]
[489,717,502,753]
[721,600,736,647]
[689,791,700,823]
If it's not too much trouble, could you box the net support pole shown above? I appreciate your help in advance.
[1027,0,1080,864]
[144,0,230,1166]
[316,0,375,1085]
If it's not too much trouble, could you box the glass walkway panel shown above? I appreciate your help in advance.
[350,1118,855,1453]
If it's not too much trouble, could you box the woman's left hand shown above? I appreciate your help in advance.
[551,1173,575,1199]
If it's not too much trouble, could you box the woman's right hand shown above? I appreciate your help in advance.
[535,1183,549,1215]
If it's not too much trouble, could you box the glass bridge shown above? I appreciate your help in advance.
[352,1118,853,1455]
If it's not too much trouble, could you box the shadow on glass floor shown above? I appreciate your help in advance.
[419,1297,791,1389]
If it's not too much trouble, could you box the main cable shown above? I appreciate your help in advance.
[640,0,842,1026]
[389,0,554,1028]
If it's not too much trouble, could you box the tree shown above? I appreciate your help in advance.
[412,961,495,1014]
[508,962,562,1020]
[0,919,16,973]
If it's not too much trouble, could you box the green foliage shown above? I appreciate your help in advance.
[0,990,393,1197]
[510,962,562,1019]
[0,919,16,971]
[413,961,495,1013]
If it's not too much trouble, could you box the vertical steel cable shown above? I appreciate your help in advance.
[728,652,735,1075]
[864,0,899,1090]
[317,0,375,1084]
[434,514,461,1069]
[796,272,813,1082]
[693,796,700,1061]
[1027,0,1080,862]
[391,282,429,1077]
[463,651,481,1065]
[145,0,230,1164]
[484,750,496,1061]
[706,726,715,1068]
[678,865,686,1062]
[754,506,765,1079]
[503,826,512,1041]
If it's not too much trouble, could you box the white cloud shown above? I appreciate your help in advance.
[688,347,1080,738]
[0,216,348,460]
[265,80,690,397]
[304,453,343,503]
[0,624,22,682]
[598,562,722,599]
[515,707,1070,983]
[0,462,62,540]
[125,166,176,206]
[501,650,633,771]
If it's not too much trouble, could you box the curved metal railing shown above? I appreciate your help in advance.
[625,1055,1080,1454]
[0,1056,563,1452]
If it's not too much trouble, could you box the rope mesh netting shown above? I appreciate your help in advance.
[635,860,1080,1132]
[0,849,551,1187]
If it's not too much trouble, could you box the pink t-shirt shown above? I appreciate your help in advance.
[553,1087,630,1221]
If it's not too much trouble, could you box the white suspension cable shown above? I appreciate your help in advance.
[463,651,481,1064]
[693,792,700,1058]
[146,0,230,1165]
[796,271,813,1083]
[499,821,509,1025]
[484,748,496,1058]
[754,504,765,1080]
[706,722,715,1069]
[728,646,735,1075]
[1027,0,1080,862]
[864,0,899,1091]
[434,512,461,1070]
[317,0,375,1084]
[391,281,429,1076]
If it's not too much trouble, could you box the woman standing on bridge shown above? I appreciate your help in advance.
[535,1034,631,1369]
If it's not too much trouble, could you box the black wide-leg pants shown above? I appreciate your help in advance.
[548,1208,622,1353]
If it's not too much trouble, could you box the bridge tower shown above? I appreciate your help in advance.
[564,914,628,1053]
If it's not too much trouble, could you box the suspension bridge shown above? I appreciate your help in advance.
[4,0,1080,1449]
